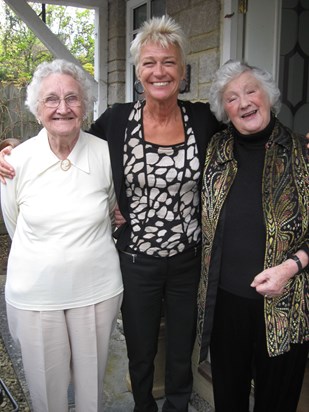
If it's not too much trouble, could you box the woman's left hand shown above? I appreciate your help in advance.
[250,262,294,297]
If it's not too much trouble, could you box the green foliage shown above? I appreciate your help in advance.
[0,3,95,85]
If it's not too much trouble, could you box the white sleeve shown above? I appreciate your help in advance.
[0,175,18,239]
[108,166,117,228]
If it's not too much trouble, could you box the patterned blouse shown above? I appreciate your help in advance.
[123,100,201,257]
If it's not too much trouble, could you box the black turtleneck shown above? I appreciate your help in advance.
[219,116,275,299]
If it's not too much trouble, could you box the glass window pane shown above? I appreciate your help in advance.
[133,4,147,30]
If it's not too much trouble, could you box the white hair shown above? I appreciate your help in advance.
[209,60,281,123]
[25,59,95,117]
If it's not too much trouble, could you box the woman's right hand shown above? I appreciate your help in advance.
[114,206,126,227]
[0,146,15,184]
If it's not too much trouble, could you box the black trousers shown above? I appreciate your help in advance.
[210,288,309,412]
[119,246,201,412]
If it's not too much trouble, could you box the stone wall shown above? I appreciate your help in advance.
[167,0,221,102]
[107,0,127,106]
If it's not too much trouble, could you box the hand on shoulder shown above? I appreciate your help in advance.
[0,140,18,183]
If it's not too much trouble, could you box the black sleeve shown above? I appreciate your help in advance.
[87,107,113,140]
[87,103,133,142]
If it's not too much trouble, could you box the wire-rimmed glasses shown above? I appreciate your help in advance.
[40,95,81,108]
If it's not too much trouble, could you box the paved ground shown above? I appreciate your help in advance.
[0,272,211,412]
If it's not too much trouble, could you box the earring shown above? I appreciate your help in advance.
[134,80,144,94]
[179,78,188,94]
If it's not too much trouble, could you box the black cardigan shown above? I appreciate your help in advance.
[88,100,221,250]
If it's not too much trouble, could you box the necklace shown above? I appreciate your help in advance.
[60,159,71,171]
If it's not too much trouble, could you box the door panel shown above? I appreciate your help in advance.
[278,0,309,134]
[222,0,309,134]
[243,0,281,80]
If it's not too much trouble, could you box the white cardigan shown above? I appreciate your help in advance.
[1,129,123,310]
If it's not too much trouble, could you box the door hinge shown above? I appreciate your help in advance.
[238,0,248,14]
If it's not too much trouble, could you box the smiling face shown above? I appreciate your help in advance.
[222,71,271,134]
[37,73,84,140]
[137,42,185,104]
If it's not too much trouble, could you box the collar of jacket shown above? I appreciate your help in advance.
[216,117,290,165]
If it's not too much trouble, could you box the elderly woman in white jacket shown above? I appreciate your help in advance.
[0,59,123,412]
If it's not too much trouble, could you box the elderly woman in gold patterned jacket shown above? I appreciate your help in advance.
[197,60,308,412]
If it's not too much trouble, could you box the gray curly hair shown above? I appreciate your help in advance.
[130,15,187,78]
[25,59,95,117]
[209,60,281,124]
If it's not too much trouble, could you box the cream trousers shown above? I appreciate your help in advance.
[6,293,123,412]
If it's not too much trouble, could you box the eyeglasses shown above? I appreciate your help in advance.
[41,95,81,108]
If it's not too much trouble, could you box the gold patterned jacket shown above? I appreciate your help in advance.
[197,119,309,364]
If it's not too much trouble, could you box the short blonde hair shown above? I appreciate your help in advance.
[130,15,187,78]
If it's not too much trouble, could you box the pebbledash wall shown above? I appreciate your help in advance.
[106,0,221,106]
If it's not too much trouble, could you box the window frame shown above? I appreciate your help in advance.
[126,0,151,102]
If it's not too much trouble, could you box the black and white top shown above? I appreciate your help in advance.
[123,100,201,257]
